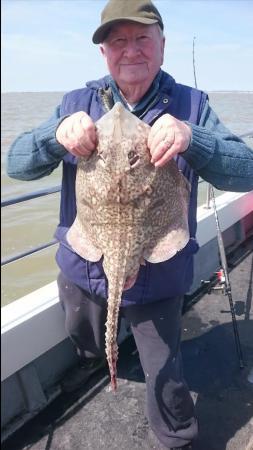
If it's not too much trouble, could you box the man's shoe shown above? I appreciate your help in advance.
[61,357,106,393]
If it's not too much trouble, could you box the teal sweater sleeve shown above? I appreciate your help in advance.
[7,106,68,180]
[183,102,253,192]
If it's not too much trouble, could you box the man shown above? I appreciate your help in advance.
[7,1,253,448]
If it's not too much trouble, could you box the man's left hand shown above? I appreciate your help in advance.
[148,114,192,167]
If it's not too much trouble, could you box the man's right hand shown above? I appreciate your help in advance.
[56,111,97,157]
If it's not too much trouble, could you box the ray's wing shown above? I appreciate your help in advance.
[67,217,102,262]
[143,160,191,263]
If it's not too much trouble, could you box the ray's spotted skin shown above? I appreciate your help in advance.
[67,103,190,391]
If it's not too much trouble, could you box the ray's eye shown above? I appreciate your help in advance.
[128,151,140,166]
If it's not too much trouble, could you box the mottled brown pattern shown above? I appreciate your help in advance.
[67,103,190,391]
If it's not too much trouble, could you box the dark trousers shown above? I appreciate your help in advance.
[57,272,197,448]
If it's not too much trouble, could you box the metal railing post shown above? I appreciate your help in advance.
[205,183,212,209]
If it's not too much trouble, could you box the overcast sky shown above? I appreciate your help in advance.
[2,0,253,92]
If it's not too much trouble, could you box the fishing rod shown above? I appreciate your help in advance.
[192,37,244,368]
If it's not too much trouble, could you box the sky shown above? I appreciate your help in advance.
[2,0,253,92]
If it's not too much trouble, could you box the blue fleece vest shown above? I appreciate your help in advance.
[55,71,207,306]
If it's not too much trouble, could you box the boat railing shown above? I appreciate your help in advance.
[1,130,252,267]
[1,185,61,266]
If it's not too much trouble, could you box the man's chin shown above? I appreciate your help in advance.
[119,73,149,86]
[119,66,149,83]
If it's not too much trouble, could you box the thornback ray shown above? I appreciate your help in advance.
[67,102,190,391]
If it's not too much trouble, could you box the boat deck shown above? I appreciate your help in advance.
[3,240,253,450]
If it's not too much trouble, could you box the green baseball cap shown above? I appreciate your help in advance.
[92,0,164,44]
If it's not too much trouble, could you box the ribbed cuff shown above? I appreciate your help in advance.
[183,123,215,169]
[40,116,68,158]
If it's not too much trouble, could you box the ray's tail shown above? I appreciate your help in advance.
[105,291,121,391]
[103,254,127,392]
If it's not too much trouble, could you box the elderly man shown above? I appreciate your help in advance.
[7,1,253,448]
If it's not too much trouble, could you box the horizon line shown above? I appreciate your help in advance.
[2,89,253,94]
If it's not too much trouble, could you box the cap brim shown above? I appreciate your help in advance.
[92,17,158,44]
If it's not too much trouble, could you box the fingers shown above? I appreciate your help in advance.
[152,139,180,167]
[148,127,174,155]
[56,111,97,157]
[149,132,175,164]
[148,114,192,168]
[79,114,97,150]
[70,115,96,156]
[56,111,191,164]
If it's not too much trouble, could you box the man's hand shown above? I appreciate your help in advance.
[148,114,192,167]
[56,111,97,157]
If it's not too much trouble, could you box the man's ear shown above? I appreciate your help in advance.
[100,44,105,57]
[161,36,165,65]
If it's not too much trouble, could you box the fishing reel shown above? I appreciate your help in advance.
[201,268,227,295]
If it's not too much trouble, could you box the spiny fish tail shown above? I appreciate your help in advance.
[111,374,117,391]
[103,252,129,392]
[106,346,118,391]
[105,314,119,391]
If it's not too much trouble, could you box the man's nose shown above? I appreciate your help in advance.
[124,40,141,57]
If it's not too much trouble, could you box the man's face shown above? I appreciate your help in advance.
[100,22,165,90]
